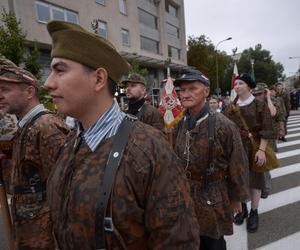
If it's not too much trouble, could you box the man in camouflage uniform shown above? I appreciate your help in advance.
[275,82,290,141]
[252,83,285,198]
[122,73,164,130]
[0,58,69,249]
[172,71,249,250]
[44,20,199,249]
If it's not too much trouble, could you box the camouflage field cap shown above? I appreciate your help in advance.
[121,73,147,86]
[252,82,268,94]
[0,57,39,87]
[47,20,130,83]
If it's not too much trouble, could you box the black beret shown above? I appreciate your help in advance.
[236,73,256,89]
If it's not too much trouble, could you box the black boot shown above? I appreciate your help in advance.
[234,202,248,225]
[247,209,259,233]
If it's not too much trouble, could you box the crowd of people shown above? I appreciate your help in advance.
[0,20,290,250]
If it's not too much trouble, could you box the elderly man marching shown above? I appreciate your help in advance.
[172,71,249,250]
[0,57,69,249]
[44,20,200,249]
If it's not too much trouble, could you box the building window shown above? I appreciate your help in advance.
[52,6,64,21]
[121,29,130,47]
[96,0,105,5]
[165,2,178,17]
[166,23,179,38]
[168,46,180,60]
[36,1,50,22]
[141,36,159,54]
[97,21,108,38]
[119,0,127,15]
[36,1,78,24]
[138,8,157,29]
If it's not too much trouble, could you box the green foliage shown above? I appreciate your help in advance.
[25,42,41,79]
[39,86,56,111]
[129,61,149,77]
[238,44,284,85]
[187,35,233,95]
[0,9,26,65]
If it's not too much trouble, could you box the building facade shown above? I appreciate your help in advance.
[0,0,190,105]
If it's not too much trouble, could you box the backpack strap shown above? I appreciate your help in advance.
[95,115,137,250]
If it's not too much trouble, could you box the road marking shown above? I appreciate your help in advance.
[285,132,300,139]
[286,120,300,125]
[276,148,300,159]
[258,186,300,214]
[287,123,300,128]
[288,116,300,121]
[277,139,300,148]
[287,127,300,133]
[288,117,300,122]
[271,163,300,178]
[225,224,248,250]
[254,231,300,250]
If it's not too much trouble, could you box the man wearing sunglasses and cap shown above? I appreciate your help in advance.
[44,20,199,250]
[0,57,69,249]
[172,70,249,250]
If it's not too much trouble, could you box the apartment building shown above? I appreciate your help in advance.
[0,0,190,103]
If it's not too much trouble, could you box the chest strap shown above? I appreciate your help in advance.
[95,115,136,250]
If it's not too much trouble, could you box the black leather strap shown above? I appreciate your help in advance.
[205,112,216,190]
[95,115,136,250]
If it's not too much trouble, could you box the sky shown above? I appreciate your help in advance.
[184,0,300,78]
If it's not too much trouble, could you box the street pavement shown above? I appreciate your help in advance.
[226,110,300,250]
[1,111,300,249]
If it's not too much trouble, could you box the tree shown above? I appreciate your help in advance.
[0,9,26,65]
[237,44,284,85]
[25,42,41,79]
[0,9,41,80]
[187,35,233,95]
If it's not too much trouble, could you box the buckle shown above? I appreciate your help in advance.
[104,217,114,232]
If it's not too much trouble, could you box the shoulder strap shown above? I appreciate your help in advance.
[95,115,136,250]
[205,112,216,190]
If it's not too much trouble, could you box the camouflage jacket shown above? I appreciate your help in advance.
[276,90,291,116]
[137,103,164,131]
[47,121,200,250]
[223,99,274,161]
[173,113,249,239]
[270,96,285,126]
[11,112,69,250]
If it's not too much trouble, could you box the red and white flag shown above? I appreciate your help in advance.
[158,77,183,128]
[230,62,239,102]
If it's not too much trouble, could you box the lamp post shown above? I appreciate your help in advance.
[289,56,300,78]
[215,37,232,96]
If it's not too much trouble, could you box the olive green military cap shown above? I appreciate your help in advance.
[0,56,39,87]
[47,20,130,83]
[252,82,268,94]
[121,73,147,86]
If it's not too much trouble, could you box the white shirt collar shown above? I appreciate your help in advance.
[237,94,255,107]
